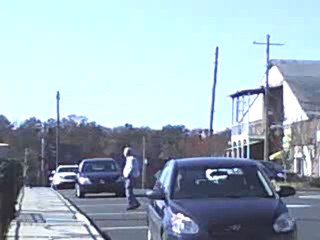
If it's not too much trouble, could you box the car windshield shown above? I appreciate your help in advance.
[57,167,78,173]
[83,161,118,173]
[172,166,274,199]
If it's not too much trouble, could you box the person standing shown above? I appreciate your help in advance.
[123,147,141,210]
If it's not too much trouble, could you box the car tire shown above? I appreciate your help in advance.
[75,184,85,198]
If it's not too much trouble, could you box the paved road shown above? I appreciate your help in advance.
[60,189,320,240]
[60,190,148,240]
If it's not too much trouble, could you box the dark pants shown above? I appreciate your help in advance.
[125,177,140,207]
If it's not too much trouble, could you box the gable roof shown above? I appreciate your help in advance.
[270,59,320,117]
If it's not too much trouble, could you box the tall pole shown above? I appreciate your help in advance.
[141,136,146,189]
[253,35,284,161]
[40,125,45,186]
[56,91,60,169]
[24,148,29,186]
[210,46,219,136]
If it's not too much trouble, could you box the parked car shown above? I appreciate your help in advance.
[75,158,125,198]
[144,157,297,240]
[50,164,78,189]
[259,160,286,181]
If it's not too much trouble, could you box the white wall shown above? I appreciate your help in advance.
[248,94,263,122]
[283,81,308,125]
[259,66,284,87]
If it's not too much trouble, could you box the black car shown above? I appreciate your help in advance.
[145,157,297,240]
[75,158,125,198]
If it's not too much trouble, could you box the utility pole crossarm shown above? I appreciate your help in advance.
[253,34,284,161]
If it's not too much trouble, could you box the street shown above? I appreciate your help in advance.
[60,189,320,240]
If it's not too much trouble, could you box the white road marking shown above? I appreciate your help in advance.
[298,195,320,199]
[87,211,147,216]
[101,226,148,231]
[286,204,312,208]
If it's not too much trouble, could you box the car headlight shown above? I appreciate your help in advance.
[78,177,91,185]
[273,213,295,233]
[171,213,199,234]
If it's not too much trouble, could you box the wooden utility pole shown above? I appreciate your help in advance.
[56,91,60,169]
[253,34,284,161]
[141,136,147,189]
[210,46,219,136]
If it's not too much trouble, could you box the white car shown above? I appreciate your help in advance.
[50,165,79,189]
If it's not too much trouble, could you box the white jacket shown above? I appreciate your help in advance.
[123,156,140,178]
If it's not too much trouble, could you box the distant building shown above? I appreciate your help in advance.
[227,59,320,177]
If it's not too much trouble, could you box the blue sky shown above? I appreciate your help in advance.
[1,0,319,130]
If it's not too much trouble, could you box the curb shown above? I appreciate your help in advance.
[52,189,107,240]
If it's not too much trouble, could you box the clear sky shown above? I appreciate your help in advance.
[1,0,319,130]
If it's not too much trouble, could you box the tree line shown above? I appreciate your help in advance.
[0,114,230,187]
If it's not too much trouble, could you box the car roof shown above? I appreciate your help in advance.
[171,157,259,168]
[80,158,116,163]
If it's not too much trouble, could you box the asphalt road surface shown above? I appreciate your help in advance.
[60,189,320,240]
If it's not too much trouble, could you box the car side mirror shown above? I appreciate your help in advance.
[145,189,166,200]
[51,170,56,175]
[277,185,296,198]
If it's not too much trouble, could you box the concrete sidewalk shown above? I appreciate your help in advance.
[5,187,105,240]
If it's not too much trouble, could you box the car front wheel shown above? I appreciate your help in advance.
[75,184,85,198]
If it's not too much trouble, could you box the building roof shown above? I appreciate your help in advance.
[270,59,320,117]
[229,86,265,98]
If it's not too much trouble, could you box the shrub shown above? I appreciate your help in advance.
[0,158,23,239]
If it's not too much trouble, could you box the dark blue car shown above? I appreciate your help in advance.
[75,158,125,198]
[145,157,297,240]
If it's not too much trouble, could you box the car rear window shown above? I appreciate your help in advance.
[58,167,78,173]
[82,161,118,173]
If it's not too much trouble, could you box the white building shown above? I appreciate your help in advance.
[227,59,320,177]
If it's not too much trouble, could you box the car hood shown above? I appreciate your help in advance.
[170,198,285,227]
